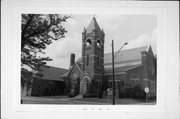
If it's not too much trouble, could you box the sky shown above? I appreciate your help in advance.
[42,14,157,69]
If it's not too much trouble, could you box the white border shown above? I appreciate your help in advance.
[14,4,166,112]
[2,1,179,119]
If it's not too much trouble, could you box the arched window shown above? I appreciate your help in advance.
[86,38,92,46]
[96,38,101,47]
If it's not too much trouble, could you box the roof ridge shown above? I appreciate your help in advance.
[75,62,81,72]
[41,65,68,70]
[105,45,149,55]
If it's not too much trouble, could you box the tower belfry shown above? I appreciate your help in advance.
[80,17,105,95]
[86,17,102,34]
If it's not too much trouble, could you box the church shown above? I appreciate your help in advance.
[65,17,156,99]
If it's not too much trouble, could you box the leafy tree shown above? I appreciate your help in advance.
[21,14,69,88]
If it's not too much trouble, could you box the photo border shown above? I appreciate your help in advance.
[14,3,165,111]
[1,1,179,119]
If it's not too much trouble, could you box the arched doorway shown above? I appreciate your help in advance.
[80,76,90,95]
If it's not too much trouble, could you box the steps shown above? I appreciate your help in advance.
[73,95,83,99]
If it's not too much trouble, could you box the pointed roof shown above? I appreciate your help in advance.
[86,17,102,34]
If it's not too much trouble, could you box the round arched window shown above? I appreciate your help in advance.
[96,38,101,47]
[86,38,92,46]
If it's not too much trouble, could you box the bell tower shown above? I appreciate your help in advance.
[82,17,105,82]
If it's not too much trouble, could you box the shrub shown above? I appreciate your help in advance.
[124,87,132,98]
[83,93,97,98]
[97,89,103,99]
[67,93,73,97]
[131,84,145,99]
[118,92,125,98]
[67,89,76,98]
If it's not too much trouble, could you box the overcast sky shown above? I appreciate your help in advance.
[42,14,157,69]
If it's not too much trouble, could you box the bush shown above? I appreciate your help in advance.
[97,89,103,99]
[67,89,76,98]
[131,84,145,99]
[148,95,156,100]
[124,87,132,98]
[67,93,73,97]
[118,92,125,98]
[124,84,146,99]
[83,93,97,98]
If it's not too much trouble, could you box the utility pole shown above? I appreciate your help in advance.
[111,40,128,105]
[112,40,115,105]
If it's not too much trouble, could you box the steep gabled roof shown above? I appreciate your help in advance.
[104,46,149,64]
[86,17,102,34]
[35,66,68,81]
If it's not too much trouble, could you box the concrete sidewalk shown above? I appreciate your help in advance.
[71,97,156,105]
[21,95,156,105]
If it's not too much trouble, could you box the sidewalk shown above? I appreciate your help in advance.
[21,95,156,105]
[71,97,156,105]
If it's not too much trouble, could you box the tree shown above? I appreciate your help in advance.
[21,14,69,87]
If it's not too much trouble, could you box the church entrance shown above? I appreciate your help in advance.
[82,78,89,95]
[80,76,90,95]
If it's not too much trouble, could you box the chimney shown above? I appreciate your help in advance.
[70,53,75,67]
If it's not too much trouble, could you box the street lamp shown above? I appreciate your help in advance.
[114,42,128,59]
[112,40,128,105]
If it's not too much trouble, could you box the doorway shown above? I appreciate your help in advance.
[81,77,90,95]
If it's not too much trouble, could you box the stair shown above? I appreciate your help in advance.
[73,94,83,99]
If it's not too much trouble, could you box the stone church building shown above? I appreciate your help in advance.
[65,17,156,98]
